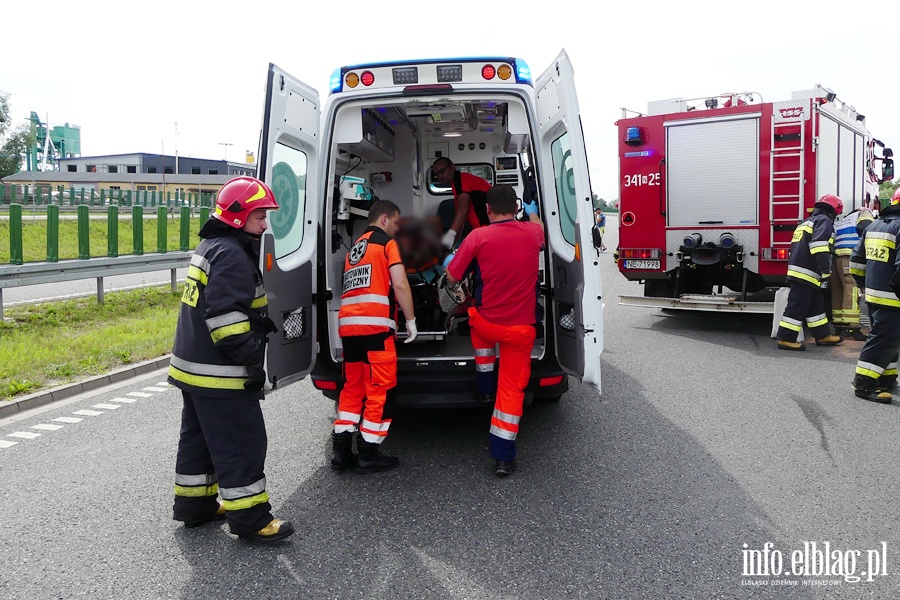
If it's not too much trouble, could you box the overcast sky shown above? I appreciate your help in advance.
[4,0,895,200]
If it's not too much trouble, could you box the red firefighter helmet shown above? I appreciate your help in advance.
[213,176,279,228]
[816,193,843,215]
[891,187,900,206]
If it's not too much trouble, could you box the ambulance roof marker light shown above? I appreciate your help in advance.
[515,59,532,85]
[330,68,343,93]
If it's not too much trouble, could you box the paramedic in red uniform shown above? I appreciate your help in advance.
[168,176,293,542]
[431,157,492,249]
[332,200,417,473]
[445,184,543,477]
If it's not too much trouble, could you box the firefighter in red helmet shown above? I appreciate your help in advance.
[775,194,844,350]
[168,176,294,541]
[850,187,900,403]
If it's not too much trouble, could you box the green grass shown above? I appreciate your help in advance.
[0,214,201,263]
[0,287,181,400]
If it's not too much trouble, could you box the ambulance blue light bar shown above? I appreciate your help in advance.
[330,57,532,94]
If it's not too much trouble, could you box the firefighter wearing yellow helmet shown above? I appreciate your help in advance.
[168,176,295,540]
[775,194,845,350]
[850,187,900,403]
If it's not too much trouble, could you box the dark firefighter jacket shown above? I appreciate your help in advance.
[786,208,835,289]
[850,203,900,310]
[168,219,274,399]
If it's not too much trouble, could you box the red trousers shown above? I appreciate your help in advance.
[469,307,535,460]
[334,334,396,444]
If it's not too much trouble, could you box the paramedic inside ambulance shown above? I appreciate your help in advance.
[431,157,492,249]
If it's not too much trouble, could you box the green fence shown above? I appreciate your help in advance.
[4,203,209,265]
[0,184,215,209]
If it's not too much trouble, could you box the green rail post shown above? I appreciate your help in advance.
[0,185,5,203]
[126,189,133,206]
[79,187,85,205]
[132,205,144,255]
[117,188,124,206]
[179,206,191,251]
[157,206,168,253]
[90,188,96,206]
[46,204,59,262]
[77,205,90,259]
[167,191,172,206]
[99,189,106,206]
[108,205,119,257]
[9,204,23,265]
[199,206,209,227]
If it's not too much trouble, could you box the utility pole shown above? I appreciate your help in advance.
[218,142,233,163]
[174,122,179,175]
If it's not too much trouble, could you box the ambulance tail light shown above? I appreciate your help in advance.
[619,248,660,259]
[481,64,496,80]
[360,71,375,86]
[762,247,790,261]
[313,379,338,391]
[539,375,565,387]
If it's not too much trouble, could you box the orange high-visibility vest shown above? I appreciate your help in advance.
[338,226,403,337]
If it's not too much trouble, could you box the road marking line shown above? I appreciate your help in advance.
[127,392,153,398]
[92,403,121,410]
[0,440,19,448]
[156,382,171,387]
[54,417,83,423]
[8,431,41,439]
[111,397,138,403]
[142,387,168,392]
[31,424,64,431]
[74,410,103,416]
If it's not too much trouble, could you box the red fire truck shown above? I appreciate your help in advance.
[615,84,894,312]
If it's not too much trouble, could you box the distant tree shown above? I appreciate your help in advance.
[880,178,899,202]
[0,125,34,178]
[0,91,33,177]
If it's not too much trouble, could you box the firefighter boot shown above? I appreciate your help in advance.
[777,340,806,351]
[238,519,295,542]
[183,502,226,529]
[854,388,893,404]
[355,439,399,474]
[815,335,844,346]
[330,431,357,471]
[494,460,516,477]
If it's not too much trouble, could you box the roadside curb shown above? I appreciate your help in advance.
[0,355,172,418]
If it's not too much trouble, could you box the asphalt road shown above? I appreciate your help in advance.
[1,217,898,598]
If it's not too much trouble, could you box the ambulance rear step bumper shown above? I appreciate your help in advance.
[618,294,774,314]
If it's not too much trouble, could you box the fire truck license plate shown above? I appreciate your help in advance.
[624,260,660,270]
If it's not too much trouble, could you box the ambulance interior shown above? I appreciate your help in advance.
[323,94,547,363]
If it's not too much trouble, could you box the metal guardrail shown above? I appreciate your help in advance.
[0,252,192,319]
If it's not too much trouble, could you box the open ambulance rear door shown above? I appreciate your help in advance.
[535,50,603,393]
[258,64,321,389]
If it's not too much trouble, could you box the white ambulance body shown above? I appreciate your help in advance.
[257,51,602,405]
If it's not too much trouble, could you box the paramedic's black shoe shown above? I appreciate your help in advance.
[475,392,495,404]
[183,502,226,528]
[815,335,844,346]
[238,519,295,542]
[494,460,516,477]
[777,340,806,351]
[854,388,893,404]
[844,328,868,341]
[330,431,357,470]
[355,439,399,474]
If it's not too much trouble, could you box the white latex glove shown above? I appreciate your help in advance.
[441,229,457,249]
[404,318,418,344]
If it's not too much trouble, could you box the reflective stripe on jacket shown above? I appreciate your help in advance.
[850,207,900,310]
[168,220,270,398]
[786,211,834,289]
[338,226,402,337]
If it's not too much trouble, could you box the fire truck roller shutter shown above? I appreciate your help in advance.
[665,116,760,227]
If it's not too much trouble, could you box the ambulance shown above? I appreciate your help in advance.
[256,51,602,405]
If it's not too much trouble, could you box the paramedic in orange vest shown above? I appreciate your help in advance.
[431,157,492,249]
[445,184,544,477]
[332,200,417,473]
